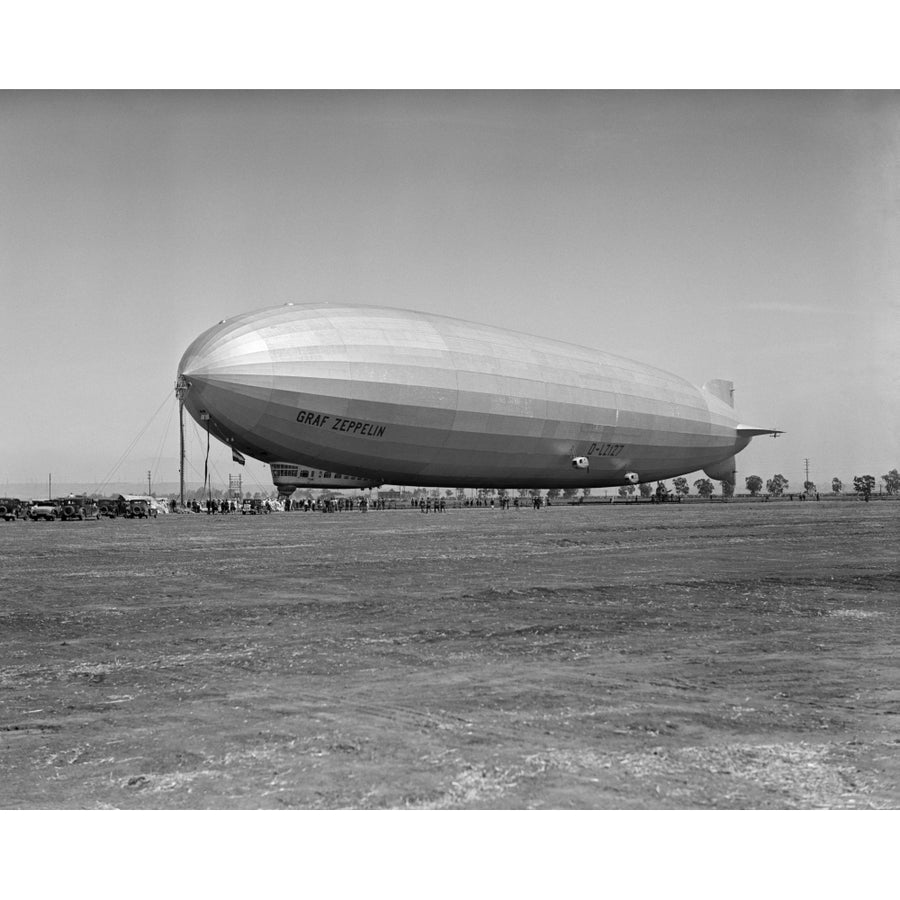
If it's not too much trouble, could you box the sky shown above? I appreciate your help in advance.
[2,89,898,494]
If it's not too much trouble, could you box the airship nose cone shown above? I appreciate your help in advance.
[176,314,276,433]
[178,317,260,379]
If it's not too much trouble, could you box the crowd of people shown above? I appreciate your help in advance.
[425,494,547,511]
[174,492,554,515]
[285,495,382,512]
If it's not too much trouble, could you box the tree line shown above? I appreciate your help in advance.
[578,467,899,501]
[742,468,899,500]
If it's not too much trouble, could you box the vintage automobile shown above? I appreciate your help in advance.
[97,497,125,518]
[0,498,25,521]
[28,500,60,521]
[57,496,101,521]
[123,497,157,519]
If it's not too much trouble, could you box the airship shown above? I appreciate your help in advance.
[176,303,780,489]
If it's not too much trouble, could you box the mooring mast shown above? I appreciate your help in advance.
[174,376,189,507]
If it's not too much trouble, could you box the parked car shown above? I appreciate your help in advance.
[57,496,101,521]
[0,498,25,521]
[122,496,161,518]
[97,497,125,518]
[28,500,60,521]
[241,498,270,515]
[124,498,157,518]
[125,499,148,518]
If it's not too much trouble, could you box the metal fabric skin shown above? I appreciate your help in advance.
[178,303,759,488]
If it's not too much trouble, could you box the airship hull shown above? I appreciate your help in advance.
[178,304,754,488]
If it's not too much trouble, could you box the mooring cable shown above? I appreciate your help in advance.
[90,390,173,495]
[150,396,176,488]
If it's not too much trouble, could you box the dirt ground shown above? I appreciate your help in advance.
[1,500,897,809]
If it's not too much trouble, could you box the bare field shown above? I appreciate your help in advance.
[1,501,898,809]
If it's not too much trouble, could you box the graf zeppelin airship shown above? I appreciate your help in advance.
[176,303,780,489]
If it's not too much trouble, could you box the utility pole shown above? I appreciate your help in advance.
[48,473,51,498]
[804,458,810,491]
[147,470,152,496]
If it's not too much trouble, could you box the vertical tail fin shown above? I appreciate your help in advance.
[702,379,734,407]
[704,455,736,483]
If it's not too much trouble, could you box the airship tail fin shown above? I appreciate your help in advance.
[704,455,736,483]
[702,379,734,407]
[736,425,784,437]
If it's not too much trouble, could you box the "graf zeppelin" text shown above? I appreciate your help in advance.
[296,409,387,439]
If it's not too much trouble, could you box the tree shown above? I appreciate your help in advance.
[853,475,876,501]
[694,478,715,499]
[882,469,900,495]
[546,488,560,501]
[721,479,735,498]
[831,477,843,495]
[766,474,788,497]
[582,488,592,498]
[803,481,817,495]
[673,476,689,497]
[638,482,652,499]
[745,475,763,496]
[618,484,635,498]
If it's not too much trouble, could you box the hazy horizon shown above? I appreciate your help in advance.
[3,91,898,493]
